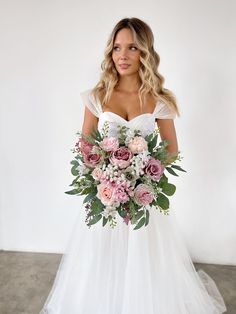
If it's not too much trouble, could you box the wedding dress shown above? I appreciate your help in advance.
[39,89,227,313]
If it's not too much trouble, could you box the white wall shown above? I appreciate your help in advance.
[0,0,235,265]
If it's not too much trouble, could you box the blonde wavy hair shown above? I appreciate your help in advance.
[91,17,180,117]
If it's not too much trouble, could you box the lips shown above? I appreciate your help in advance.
[119,64,131,69]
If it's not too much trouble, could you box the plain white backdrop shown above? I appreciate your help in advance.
[0,0,235,265]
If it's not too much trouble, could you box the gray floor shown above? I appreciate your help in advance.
[0,250,235,314]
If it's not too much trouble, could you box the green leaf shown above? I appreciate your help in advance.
[135,209,145,221]
[83,189,97,204]
[81,186,95,195]
[133,217,146,230]
[171,165,187,172]
[102,216,108,227]
[156,193,169,210]
[148,134,158,152]
[118,207,127,218]
[64,189,79,195]
[69,175,80,186]
[87,214,102,226]
[75,155,83,161]
[161,182,176,196]
[70,160,79,166]
[145,209,150,226]
[159,173,168,185]
[71,165,79,176]
[165,167,178,176]
[90,198,104,214]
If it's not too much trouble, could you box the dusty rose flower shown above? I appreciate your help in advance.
[76,137,93,155]
[97,183,117,206]
[128,136,148,154]
[145,158,164,181]
[100,137,119,152]
[133,184,154,206]
[110,147,133,169]
[91,167,103,181]
[84,151,103,168]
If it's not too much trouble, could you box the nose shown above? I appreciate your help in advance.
[120,53,128,60]
[119,48,128,59]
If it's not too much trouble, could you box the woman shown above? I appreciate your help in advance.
[40,17,227,313]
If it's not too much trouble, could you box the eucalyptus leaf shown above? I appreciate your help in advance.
[71,165,79,176]
[161,182,176,196]
[87,214,102,226]
[102,216,108,227]
[166,167,178,176]
[70,160,79,166]
[118,207,127,218]
[83,189,97,204]
[156,193,169,210]
[171,164,187,172]
[133,217,146,230]
[145,209,150,226]
[159,173,168,185]
[64,189,79,195]
[91,198,104,214]
[135,209,145,221]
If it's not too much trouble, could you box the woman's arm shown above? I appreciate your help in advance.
[82,107,99,136]
[156,118,179,163]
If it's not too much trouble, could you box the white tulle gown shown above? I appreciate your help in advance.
[39,89,227,314]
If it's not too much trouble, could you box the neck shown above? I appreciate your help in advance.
[115,75,141,93]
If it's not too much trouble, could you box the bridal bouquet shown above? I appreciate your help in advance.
[65,122,186,230]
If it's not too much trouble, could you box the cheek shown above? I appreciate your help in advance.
[133,53,140,63]
[112,53,117,63]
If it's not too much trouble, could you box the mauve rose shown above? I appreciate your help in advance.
[128,136,148,154]
[134,184,154,206]
[84,152,103,168]
[100,137,119,152]
[145,158,164,181]
[110,147,133,169]
[76,137,94,155]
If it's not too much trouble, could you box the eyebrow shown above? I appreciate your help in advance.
[113,42,136,45]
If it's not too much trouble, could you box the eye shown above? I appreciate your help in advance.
[113,46,120,51]
[130,46,137,51]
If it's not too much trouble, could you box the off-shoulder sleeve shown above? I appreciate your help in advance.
[154,101,177,119]
[80,88,102,118]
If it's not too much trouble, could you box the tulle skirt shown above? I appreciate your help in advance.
[39,205,227,314]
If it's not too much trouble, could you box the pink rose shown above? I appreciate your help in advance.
[145,158,164,181]
[97,183,117,206]
[91,167,103,181]
[134,184,154,206]
[128,136,148,154]
[115,187,129,204]
[76,137,93,155]
[84,151,103,168]
[110,147,133,169]
[100,137,119,152]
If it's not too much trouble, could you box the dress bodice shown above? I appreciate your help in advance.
[80,88,176,137]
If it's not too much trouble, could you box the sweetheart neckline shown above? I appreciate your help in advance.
[101,111,155,123]
[100,100,163,123]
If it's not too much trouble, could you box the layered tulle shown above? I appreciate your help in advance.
[39,89,227,313]
[39,205,226,314]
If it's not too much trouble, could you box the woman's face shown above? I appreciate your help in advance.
[112,28,141,76]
